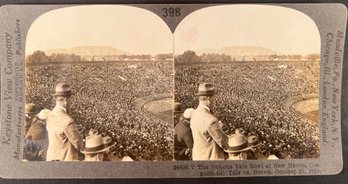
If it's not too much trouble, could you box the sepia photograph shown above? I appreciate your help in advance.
[0,2,347,178]
[174,5,321,161]
[24,5,174,161]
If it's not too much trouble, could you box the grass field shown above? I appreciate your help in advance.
[138,96,173,124]
[292,97,319,123]
[174,60,320,159]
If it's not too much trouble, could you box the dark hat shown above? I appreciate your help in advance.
[195,83,216,96]
[174,102,182,113]
[25,103,38,114]
[52,83,74,97]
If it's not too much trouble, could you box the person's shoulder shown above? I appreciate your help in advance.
[202,111,217,124]
[197,107,216,119]
[193,106,209,115]
[207,114,218,124]
[182,118,191,125]
[176,119,190,129]
[56,111,74,124]
[192,108,217,124]
[30,119,45,128]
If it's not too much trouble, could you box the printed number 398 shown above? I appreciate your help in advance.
[162,7,181,17]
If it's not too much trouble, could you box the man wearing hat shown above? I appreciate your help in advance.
[190,83,228,160]
[224,134,261,160]
[24,103,38,137]
[173,101,182,126]
[174,108,194,160]
[46,83,83,161]
[82,134,113,161]
[24,109,51,161]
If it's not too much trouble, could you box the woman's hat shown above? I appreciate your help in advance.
[52,83,74,97]
[195,83,216,96]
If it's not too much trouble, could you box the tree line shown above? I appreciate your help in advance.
[175,50,320,63]
[26,51,174,64]
[26,51,82,64]
[175,51,232,63]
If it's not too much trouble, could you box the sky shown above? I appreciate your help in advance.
[26,5,173,56]
[175,5,321,55]
[26,5,321,56]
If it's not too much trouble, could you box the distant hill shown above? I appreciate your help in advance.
[196,46,280,56]
[45,46,128,56]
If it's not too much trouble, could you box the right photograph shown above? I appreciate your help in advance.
[174,5,320,161]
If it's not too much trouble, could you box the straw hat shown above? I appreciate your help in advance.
[52,83,74,97]
[224,134,260,153]
[195,83,216,96]
[81,134,113,154]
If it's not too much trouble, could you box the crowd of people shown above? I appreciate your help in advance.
[25,61,173,161]
[25,59,320,161]
[175,61,320,159]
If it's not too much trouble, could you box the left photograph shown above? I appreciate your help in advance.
[24,5,174,161]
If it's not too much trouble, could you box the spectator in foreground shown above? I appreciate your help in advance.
[224,134,260,160]
[174,101,182,126]
[174,108,194,160]
[25,109,51,160]
[46,83,83,161]
[82,134,113,161]
[24,103,39,137]
[190,83,228,160]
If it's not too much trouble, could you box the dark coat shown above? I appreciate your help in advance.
[24,116,37,138]
[24,118,49,160]
[25,118,47,140]
[174,117,193,160]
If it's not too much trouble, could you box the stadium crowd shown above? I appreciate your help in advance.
[25,61,173,161]
[175,61,320,159]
